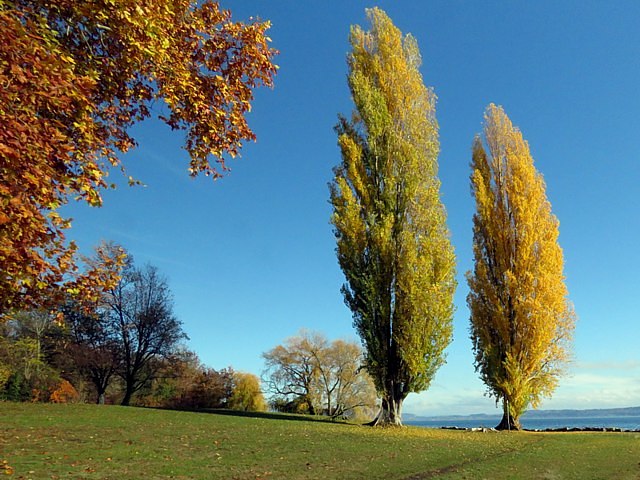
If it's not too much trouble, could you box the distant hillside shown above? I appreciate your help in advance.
[523,406,640,419]
[405,406,640,422]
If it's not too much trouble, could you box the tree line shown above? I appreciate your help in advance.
[1,2,575,430]
[0,243,266,412]
[1,243,371,417]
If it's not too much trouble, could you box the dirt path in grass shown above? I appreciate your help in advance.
[401,437,545,479]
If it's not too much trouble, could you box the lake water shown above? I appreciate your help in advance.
[406,416,640,431]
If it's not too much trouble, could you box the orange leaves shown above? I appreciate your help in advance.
[49,380,80,404]
[9,62,27,83]
[153,1,277,177]
[1,6,98,314]
[0,1,276,315]
[0,460,14,475]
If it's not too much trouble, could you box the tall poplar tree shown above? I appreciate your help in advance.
[330,8,456,426]
[467,104,575,430]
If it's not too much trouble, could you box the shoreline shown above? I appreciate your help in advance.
[440,426,640,433]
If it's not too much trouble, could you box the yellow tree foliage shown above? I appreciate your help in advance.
[0,0,276,315]
[229,372,266,412]
[467,104,575,430]
[330,8,456,426]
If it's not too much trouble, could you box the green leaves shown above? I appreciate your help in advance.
[330,8,456,425]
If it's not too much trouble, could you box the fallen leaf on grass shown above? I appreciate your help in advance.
[1,459,14,475]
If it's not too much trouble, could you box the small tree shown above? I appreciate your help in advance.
[102,251,187,406]
[319,340,378,420]
[467,104,575,430]
[263,331,377,419]
[229,372,267,412]
[330,8,456,425]
[0,310,65,401]
[177,367,235,409]
[262,332,323,415]
[65,305,120,404]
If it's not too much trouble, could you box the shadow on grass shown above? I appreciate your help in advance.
[159,407,348,425]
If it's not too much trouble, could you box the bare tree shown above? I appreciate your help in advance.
[317,340,377,419]
[104,261,187,406]
[263,331,377,419]
[262,332,322,414]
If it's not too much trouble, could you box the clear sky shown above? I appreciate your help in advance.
[63,1,640,416]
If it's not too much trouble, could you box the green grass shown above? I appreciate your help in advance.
[1,402,639,479]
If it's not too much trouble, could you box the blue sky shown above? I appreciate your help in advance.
[63,1,640,416]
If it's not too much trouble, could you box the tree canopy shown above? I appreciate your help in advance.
[330,8,456,426]
[263,331,377,420]
[229,372,267,412]
[0,0,276,315]
[467,104,575,430]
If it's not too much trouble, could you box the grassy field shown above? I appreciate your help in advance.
[1,402,639,479]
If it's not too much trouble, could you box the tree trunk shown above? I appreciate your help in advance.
[495,399,521,430]
[97,392,105,405]
[370,395,404,426]
[121,378,134,406]
[306,396,316,415]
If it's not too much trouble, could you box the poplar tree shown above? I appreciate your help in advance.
[467,104,575,430]
[330,8,456,426]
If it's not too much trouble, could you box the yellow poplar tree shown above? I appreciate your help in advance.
[330,8,456,426]
[467,104,575,430]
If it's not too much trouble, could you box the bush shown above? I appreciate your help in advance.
[0,364,10,391]
[169,368,234,409]
[1,372,30,402]
[49,379,80,403]
[270,396,313,414]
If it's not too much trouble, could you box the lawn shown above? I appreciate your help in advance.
[1,402,639,479]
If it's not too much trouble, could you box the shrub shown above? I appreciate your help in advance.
[49,379,80,403]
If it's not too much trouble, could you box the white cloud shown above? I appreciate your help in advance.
[574,360,640,371]
[539,370,640,411]
[404,386,501,417]
[404,365,640,417]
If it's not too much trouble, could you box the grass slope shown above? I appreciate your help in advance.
[1,402,639,479]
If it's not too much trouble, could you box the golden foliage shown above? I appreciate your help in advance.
[229,372,267,412]
[467,104,575,426]
[263,331,377,418]
[49,379,80,404]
